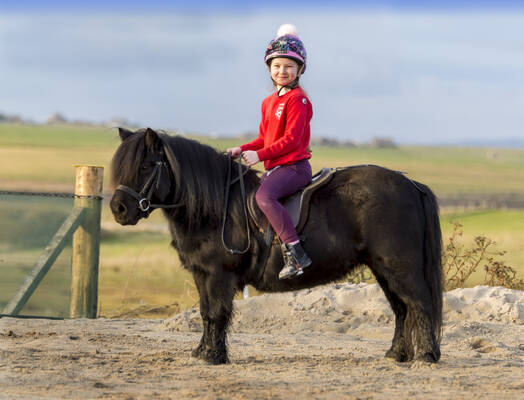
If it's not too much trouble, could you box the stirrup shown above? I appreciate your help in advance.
[279,264,301,280]
[278,242,311,280]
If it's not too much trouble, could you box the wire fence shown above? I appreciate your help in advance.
[0,191,81,317]
[0,190,103,200]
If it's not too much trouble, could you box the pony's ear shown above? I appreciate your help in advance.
[118,127,135,141]
[145,127,160,148]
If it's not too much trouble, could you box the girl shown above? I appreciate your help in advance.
[227,24,313,280]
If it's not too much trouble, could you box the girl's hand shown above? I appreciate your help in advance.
[242,150,260,166]
[226,146,242,158]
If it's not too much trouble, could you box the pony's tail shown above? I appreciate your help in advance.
[420,184,443,347]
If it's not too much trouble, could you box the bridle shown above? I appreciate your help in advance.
[116,138,252,256]
[116,146,184,212]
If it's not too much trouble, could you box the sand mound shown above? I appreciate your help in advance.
[163,283,524,334]
[444,285,524,324]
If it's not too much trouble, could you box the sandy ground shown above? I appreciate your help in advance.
[1,283,523,400]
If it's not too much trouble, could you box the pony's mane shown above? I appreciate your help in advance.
[111,130,259,230]
[110,129,149,188]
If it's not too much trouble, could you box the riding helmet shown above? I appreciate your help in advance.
[265,24,307,74]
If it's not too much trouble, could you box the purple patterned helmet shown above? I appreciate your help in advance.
[265,24,307,73]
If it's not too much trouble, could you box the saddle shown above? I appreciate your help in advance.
[247,167,336,240]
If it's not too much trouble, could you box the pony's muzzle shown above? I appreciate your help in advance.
[110,196,131,224]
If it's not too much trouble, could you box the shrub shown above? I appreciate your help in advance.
[442,222,523,291]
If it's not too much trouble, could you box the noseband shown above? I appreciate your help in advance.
[116,147,184,212]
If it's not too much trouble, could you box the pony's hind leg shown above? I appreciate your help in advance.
[374,274,413,362]
[392,271,440,363]
[371,260,440,363]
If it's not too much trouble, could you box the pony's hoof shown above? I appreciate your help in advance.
[202,349,229,365]
[385,348,410,362]
[415,351,439,363]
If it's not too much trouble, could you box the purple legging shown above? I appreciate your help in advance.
[255,159,312,243]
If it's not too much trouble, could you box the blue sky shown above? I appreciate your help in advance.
[2,1,524,11]
[1,1,523,145]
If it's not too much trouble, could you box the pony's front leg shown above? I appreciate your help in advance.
[200,270,237,365]
[191,269,210,359]
[374,274,412,362]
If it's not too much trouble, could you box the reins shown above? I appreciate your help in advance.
[221,153,251,255]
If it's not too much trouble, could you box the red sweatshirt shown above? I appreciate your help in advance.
[240,86,312,170]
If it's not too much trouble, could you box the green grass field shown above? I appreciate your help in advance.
[2,123,524,195]
[1,123,523,317]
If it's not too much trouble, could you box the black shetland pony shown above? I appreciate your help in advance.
[110,127,443,365]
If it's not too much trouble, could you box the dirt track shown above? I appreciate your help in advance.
[1,284,523,399]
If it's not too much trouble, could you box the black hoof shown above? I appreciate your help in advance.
[415,351,440,363]
[385,348,411,362]
[202,349,229,365]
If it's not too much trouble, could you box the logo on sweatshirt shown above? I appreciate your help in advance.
[275,103,285,120]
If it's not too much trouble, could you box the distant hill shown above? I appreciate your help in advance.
[444,138,524,148]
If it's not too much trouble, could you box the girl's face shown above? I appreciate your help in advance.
[270,58,300,87]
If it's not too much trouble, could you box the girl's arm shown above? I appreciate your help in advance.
[256,95,308,161]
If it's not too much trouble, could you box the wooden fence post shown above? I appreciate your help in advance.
[70,165,103,318]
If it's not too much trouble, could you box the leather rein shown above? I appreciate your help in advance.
[221,153,251,255]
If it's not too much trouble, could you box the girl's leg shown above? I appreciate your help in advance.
[255,160,312,243]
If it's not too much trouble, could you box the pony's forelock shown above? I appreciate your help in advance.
[110,130,148,189]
